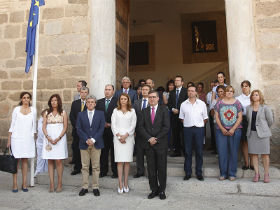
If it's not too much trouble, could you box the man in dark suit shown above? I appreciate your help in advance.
[168,75,188,157]
[114,76,137,104]
[69,86,89,175]
[138,90,170,200]
[96,84,118,178]
[133,84,151,178]
[76,95,105,196]
[146,78,163,105]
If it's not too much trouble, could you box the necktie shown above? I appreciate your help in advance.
[105,99,110,112]
[151,107,155,124]
[176,89,179,108]
[124,89,128,94]
[89,111,93,126]
[142,99,147,110]
[81,101,84,111]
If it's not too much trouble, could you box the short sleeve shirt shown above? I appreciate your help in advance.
[214,99,242,129]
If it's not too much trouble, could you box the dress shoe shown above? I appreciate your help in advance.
[133,173,144,178]
[71,170,81,175]
[229,177,236,181]
[219,176,226,181]
[56,187,62,193]
[183,175,191,180]
[197,175,204,181]
[264,173,270,183]
[250,165,254,170]
[93,189,100,196]
[79,188,88,196]
[159,192,166,200]
[99,173,107,178]
[253,173,260,182]
[123,185,129,193]
[242,165,249,170]
[148,191,159,199]
[170,153,181,157]
[22,186,28,192]
[118,187,123,194]
[111,174,118,178]
[12,189,18,193]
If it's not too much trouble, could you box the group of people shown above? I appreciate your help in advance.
[6,73,274,199]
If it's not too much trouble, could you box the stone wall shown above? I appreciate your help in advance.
[254,0,280,162]
[0,0,90,150]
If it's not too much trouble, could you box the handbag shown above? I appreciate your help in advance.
[0,148,18,174]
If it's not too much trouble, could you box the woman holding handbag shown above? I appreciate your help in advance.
[7,92,37,193]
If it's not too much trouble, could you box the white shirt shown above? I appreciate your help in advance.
[236,93,250,115]
[141,97,149,110]
[179,98,208,127]
[176,86,182,95]
[123,88,130,93]
[206,91,212,106]
[87,109,96,143]
[150,104,158,115]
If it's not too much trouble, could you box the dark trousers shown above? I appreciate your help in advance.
[209,112,216,150]
[171,115,184,154]
[146,147,167,193]
[135,135,145,175]
[100,128,117,175]
[72,135,82,171]
[183,127,204,176]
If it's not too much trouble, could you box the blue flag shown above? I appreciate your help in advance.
[25,0,45,73]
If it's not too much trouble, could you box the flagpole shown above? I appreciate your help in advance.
[30,6,40,187]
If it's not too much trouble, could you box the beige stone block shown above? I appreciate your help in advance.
[40,56,59,67]
[63,90,72,102]
[0,102,10,118]
[23,80,32,90]
[0,71,8,79]
[264,84,280,100]
[21,23,27,38]
[260,48,280,61]
[259,32,280,48]
[46,79,65,89]
[39,22,44,34]
[72,17,88,33]
[256,1,280,16]
[6,59,26,68]
[42,8,64,20]
[58,54,87,65]
[10,70,30,79]
[37,90,63,102]
[257,16,280,29]
[68,0,88,4]
[15,39,26,58]
[2,81,22,90]
[65,5,88,17]
[8,92,21,102]
[0,120,9,137]
[44,20,63,35]
[0,92,7,101]
[0,14,8,24]
[261,64,280,80]
[0,42,12,59]
[38,68,51,78]
[10,11,25,23]
[70,66,87,76]
[38,36,49,56]
[37,80,46,89]
[4,25,20,39]
[62,19,72,34]
[65,78,80,88]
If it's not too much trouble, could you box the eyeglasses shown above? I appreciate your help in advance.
[148,96,157,99]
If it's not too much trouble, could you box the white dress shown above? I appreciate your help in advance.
[42,111,68,160]
[111,108,137,162]
[9,106,36,158]
[35,117,48,176]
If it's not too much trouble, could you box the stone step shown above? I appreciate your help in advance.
[35,169,280,197]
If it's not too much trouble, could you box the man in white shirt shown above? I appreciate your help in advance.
[179,86,208,181]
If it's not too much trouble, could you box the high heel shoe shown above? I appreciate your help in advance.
[253,173,260,182]
[118,187,123,194]
[264,173,270,183]
[123,185,129,193]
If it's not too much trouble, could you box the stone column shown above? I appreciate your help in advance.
[89,0,116,99]
[225,0,260,93]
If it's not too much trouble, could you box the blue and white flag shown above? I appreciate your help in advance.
[25,0,45,73]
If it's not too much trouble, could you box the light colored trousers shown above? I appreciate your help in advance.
[80,146,101,189]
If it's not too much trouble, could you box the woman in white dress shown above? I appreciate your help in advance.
[42,94,68,193]
[34,109,48,177]
[111,93,137,193]
[7,92,36,192]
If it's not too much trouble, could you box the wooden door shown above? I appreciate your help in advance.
[116,0,130,89]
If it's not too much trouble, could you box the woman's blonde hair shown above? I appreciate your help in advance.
[250,89,265,105]
[117,93,132,111]
[225,85,235,93]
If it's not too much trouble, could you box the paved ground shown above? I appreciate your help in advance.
[1,171,280,210]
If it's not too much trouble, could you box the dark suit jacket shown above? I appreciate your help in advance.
[114,89,137,104]
[167,87,188,112]
[69,99,87,137]
[76,110,105,150]
[96,97,118,124]
[138,105,170,150]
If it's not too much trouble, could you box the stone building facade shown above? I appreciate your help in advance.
[0,0,279,161]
